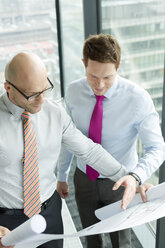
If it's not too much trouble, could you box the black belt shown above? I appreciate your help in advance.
[0,197,51,215]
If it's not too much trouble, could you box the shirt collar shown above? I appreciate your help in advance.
[3,92,24,119]
[86,75,118,100]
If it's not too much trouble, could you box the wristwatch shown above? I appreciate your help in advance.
[128,172,142,186]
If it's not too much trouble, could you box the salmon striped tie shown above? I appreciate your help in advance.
[22,111,41,218]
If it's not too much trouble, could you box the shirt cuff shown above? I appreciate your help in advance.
[57,172,68,182]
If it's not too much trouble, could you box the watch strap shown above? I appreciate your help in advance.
[128,172,142,186]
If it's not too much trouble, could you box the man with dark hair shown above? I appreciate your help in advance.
[57,34,165,248]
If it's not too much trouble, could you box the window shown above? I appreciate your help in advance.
[0,0,60,99]
[60,0,84,90]
[101,0,165,245]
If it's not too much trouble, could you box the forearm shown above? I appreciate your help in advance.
[63,132,128,181]
[57,146,74,182]
[86,144,128,181]
[131,148,164,183]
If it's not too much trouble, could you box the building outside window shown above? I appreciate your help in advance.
[0,0,60,99]
[60,0,84,91]
[0,0,165,247]
[101,0,165,246]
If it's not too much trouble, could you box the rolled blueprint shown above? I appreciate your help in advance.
[1,214,46,246]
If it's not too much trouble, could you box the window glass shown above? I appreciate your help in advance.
[102,0,165,181]
[0,0,60,99]
[60,0,84,91]
[102,0,165,238]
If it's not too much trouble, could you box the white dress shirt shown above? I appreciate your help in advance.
[0,92,126,208]
[58,75,165,183]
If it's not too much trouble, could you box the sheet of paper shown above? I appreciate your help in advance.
[95,182,165,220]
[2,183,165,248]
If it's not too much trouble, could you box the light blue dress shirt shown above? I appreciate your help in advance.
[58,75,165,183]
[0,92,126,208]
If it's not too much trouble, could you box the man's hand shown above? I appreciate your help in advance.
[0,226,14,248]
[112,175,137,210]
[56,181,69,199]
[136,182,153,203]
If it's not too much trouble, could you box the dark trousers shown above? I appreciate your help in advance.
[74,167,131,248]
[0,190,63,248]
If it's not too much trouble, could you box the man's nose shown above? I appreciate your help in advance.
[35,93,45,103]
[97,79,104,88]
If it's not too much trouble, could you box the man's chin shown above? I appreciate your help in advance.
[29,105,42,114]
[93,89,106,96]
[94,92,105,96]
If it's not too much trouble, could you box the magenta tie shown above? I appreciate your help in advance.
[86,95,105,181]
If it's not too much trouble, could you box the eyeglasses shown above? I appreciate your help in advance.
[6,77,54,102]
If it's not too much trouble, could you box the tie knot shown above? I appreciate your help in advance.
[95,95,105,102]
[21,111,31,120]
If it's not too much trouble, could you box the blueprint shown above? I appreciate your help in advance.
[2,183,165,248]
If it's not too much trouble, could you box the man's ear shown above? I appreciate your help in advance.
[81,58,87,69]
[117,63,121,71]
[4,82,11,93]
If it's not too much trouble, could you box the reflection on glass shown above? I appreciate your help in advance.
[0,0,60,99]
[102,0,165,180]
[101,0,165,237]
[60,0,84,90]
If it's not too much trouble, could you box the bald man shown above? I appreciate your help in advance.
[0,52,149,248]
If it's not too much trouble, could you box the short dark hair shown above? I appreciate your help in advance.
[83,34,121,69]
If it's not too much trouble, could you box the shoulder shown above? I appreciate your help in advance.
[42,98,67,118]
[117,75,152,103]
[39,99,72,131]
[66,77,87,94]
[65,77,88,104]
[118,76,156,121]
[0,93,8,113]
